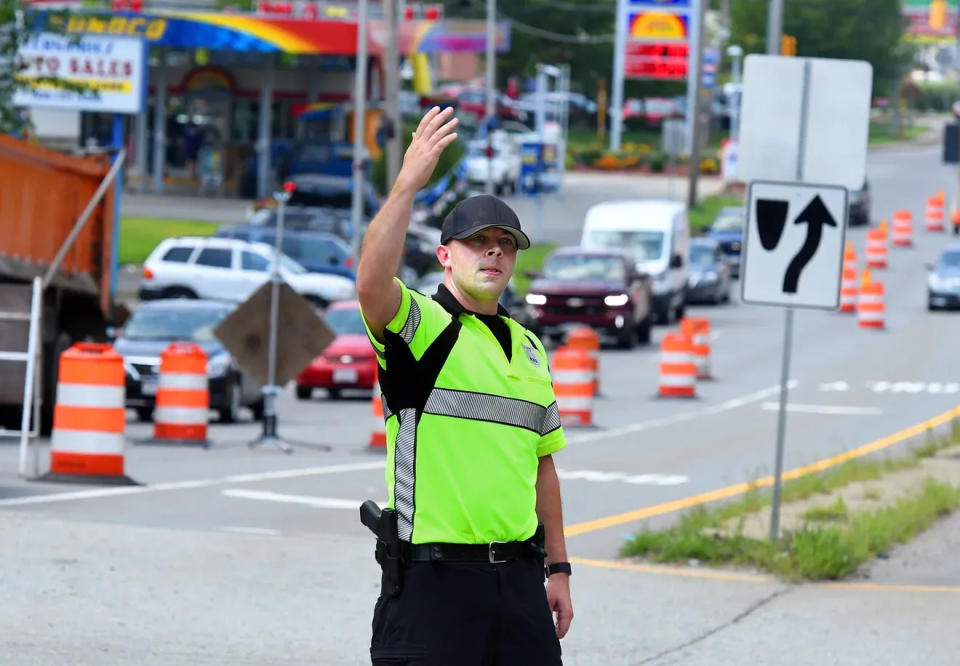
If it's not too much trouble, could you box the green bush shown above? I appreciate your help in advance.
[648,153,665,172]
[910,82,959,112]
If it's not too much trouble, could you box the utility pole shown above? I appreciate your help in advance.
[766,0,784,56]
[609,0,627,152]
[685,0,705,210]
[382,0,401,190]
[485,0,496,194]
[350,0,369,263]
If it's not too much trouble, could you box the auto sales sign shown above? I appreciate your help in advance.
[14,33,146,114]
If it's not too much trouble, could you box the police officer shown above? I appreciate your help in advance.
[357,106,573,665]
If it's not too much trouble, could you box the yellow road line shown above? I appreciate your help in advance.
[569,556,775,584]
[565,404,960,538]
[571,557,960,593]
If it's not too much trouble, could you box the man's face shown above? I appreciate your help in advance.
[438,227,518,303]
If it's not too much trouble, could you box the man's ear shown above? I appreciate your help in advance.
[437,244,451,268]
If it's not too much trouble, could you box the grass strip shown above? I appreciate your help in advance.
[620,426,960,581]
[119,217,219,265]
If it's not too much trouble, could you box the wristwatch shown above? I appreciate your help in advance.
[545,561,572,577]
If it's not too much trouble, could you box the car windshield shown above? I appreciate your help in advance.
[123,307,228,342]
[544,254,626,281]
[249,209,343,233]
[690,245,716,267]
[712,214,744,232]
[324,307,366,335]
[940,250,960,268]
[588,230,665,261]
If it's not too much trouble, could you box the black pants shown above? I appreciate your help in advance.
[370,558,562,665]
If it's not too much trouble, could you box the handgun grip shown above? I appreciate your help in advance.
[360,499,382,534]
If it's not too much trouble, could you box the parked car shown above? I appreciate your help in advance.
[686,238,732,304]
[464,136,521,195]
[248,205,353,241]
[524,247,654,349]
[296,300,377,399]
[581,200,690,324]
[848,179,871,227]
[114,299,263,423]
[927,244,960,310]
[139,237,356,308]
[706,206,745,278]
[214,225,355,281]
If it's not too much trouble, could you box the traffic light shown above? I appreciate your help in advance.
[930,0,948,30]
[780,34,797,56]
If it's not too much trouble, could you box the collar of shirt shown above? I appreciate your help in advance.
[431,283,511,319]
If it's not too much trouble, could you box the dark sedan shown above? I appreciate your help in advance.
[927,245,960,310]
[686,238,732,305]
[524,247,654,349]
[706,206,744,278]
[114,300,263,423]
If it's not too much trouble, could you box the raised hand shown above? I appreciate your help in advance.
[395,106,459,194]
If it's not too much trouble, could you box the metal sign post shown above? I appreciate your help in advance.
[251,182,296,454]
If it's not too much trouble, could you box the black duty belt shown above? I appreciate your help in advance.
[406,538,543,564]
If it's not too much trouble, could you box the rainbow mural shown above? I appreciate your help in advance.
[33,9,510,55]
[628,11,689,42]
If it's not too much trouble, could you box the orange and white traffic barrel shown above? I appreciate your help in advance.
[680,317,712,379]
[43,343,135,485]
[659,332,697,398]
[152,343,209,446]
[565,326,600,394]
[839,265,858,313]
[891,209,913,247]
[551,346,595,426]
[857,270,885,329]
[952,208,960,236]
[865,228,888,269]
[925,195,946,232]
[370,365,386,449]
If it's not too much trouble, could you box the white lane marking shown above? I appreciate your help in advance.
[761,402,882,416]
[219,526,280,536]
[222,489,387,510]
[819,381,850,392]
[568,381,799,446]
[556,469,688,486]
[866,381,959,394]
[0,460,386,507]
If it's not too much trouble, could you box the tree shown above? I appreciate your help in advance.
[0,0,26,135]
[729,0,907,97]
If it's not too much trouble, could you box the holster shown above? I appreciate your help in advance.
[360,500,404,597]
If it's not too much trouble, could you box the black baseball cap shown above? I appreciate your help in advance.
[440,195,531,250]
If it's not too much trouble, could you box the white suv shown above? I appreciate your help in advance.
[139,237,356,308]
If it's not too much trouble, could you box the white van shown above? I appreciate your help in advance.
[580,200,690,323]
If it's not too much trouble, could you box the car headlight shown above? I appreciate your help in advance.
[604,293,630,307]
[928,274,944,290]
[651,276,671,295]
[208,352,232,378]
[702,271,719,282]
[525,293,547,306]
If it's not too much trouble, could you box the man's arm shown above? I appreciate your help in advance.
[356,107,458,340]
[536,453,573,639]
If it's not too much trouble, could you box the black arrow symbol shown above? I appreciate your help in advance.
[783,195,836,294]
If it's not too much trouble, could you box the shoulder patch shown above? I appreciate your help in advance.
[522,344,541,367]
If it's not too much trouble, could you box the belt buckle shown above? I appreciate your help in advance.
[488,541,507,564]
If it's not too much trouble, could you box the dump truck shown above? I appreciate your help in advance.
[0,134,118,434]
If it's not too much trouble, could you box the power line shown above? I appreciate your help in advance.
[502,14,615,44]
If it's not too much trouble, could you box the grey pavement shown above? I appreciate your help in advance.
[2,143,960,663]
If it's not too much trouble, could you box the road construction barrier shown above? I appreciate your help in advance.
[891,209,913,247]
[857,270,885,329]
[43,343,135,485]
[840,266,858,313]
[680,317,711,379]
[952,208,960,236]
[370,366,386,449]
[865,228,888,269]
[925,196,946,232]
[659,332,696,398]
[565,326,600,394]
[551,346,594,426]
[152,343,209,446]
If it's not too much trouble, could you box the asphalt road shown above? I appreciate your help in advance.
[2,146,960,664]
